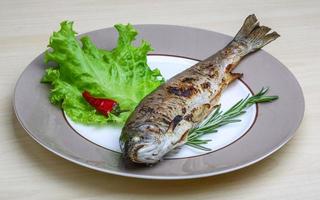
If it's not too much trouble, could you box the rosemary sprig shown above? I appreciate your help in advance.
[186,87,278,151]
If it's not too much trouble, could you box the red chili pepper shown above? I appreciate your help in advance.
[82,91,127,116]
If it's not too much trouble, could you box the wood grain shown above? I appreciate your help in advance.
[0,0,319,199]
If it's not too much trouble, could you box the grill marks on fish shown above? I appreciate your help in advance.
[167,85,198,98]
[183,103,211,123]
[181,77,196,83]
[201,82,211,90]
[139,106,155,115]
[153,111,173,131]
[161,116,171,125]
[166,68,216,99]
[209,67,220,78]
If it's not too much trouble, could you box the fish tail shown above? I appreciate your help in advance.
[234,14,280,53]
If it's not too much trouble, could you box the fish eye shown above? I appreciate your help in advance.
[132,136,141,143]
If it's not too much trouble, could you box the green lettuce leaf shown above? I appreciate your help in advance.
[41,21,164,125]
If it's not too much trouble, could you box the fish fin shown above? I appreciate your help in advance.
[224,72,243,84]
[234,14,280,53]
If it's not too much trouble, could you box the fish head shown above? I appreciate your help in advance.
[120,123,170,164]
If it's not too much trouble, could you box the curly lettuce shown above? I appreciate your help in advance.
[41,21,164,125]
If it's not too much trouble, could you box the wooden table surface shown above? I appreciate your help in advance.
[1,0,319,199]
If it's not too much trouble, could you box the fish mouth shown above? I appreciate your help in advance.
[127,142,160,164]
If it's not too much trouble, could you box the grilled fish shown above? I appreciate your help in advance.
[120,14,279,164]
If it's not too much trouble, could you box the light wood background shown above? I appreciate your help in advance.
[1,0,319,199]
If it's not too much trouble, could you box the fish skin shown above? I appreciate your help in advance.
[120,14,280,164]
